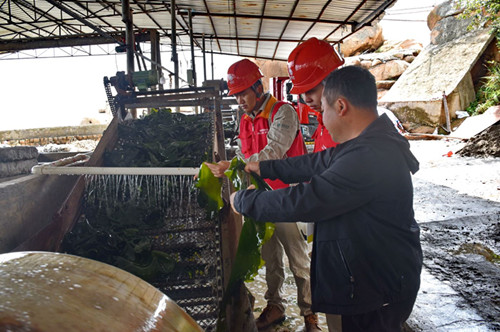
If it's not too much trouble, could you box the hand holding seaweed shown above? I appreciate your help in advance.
[194,162,224,219]
[195,157,275,331]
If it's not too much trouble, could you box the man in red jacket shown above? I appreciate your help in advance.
[206,59,321,331]
[288,37,345,152]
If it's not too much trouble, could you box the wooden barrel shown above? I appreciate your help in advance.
[0,251,203,332]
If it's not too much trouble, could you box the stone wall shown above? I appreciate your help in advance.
[0,124,106,146]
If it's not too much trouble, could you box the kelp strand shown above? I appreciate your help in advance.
[195,157,275,331]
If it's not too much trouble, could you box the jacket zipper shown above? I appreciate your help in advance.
[337,241,355,299]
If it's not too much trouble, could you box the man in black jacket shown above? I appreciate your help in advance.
[230,66,423,332]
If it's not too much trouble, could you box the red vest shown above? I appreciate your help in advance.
[239,96,307,189]
[296,102,318,124]
[312,113,338,152]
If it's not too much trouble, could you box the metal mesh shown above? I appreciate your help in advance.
[67,174,223,331]
[62,112,222,330]
[140,177,223,330]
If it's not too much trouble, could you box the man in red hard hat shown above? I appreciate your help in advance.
[288,37,345,152]
[205,59,320,331]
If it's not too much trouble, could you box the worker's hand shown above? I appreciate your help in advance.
[244,162,260,176]
[204,160,230,178]
[229,191,240,215]
[229,185,255,215]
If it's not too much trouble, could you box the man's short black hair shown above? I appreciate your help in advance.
[323,65,378,111]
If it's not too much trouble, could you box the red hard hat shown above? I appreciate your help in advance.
[227,59,264,96]
[287,37,344,94]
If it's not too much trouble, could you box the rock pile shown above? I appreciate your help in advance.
[334,24,423,100]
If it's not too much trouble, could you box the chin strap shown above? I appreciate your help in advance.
[252,87,265,112]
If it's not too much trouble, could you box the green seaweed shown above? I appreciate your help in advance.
[223,157,275,283]
[196,157,275,331]
[61,199,176,282]
[62,110,215,283]
[104,110,212,167]
[195,162,224,219]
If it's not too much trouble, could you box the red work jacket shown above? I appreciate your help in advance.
[239,97,307,189]
[312,112,338,152]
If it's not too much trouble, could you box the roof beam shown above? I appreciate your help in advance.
[94,0,141,31]
[201,0,221,52]
[0,23,33,39]
[0,8,47,38]
[188,12,352,26]
[271,0,299,60]
[132,0,168,36]
[298,0,333,46]
[0,32,156,52]
[193,34,320,43]
[353,0,395,31]
[325,0,367,41]
[175,8,204,51]
[43,0,123,45]
[71,1,119,34]
[232,0,239,55]
[254,0,267,58]
[12,0,83,35]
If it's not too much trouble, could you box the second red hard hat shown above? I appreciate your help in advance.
[287,38,344,94]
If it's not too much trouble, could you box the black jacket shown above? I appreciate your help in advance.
[234,114,423,315]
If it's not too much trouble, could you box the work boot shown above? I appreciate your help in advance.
[255,304,285,330]
[304,313,322,332]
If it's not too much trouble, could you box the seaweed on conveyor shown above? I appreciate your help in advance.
[62,110,215,282]
[104,110,213,167]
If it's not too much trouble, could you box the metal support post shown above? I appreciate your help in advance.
[203,34,207,84]
[189,9,197,87]
[171,0,179,90]
[121,0,136,118]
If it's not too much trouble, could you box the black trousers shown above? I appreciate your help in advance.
[327,297,416,332]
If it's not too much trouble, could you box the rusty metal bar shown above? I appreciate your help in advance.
[202,0,221,52]
[271,0,299,60]
[299,0,333,44]
[254,0,267,58]
[232,0,239,55]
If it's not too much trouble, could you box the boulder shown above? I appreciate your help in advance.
[380,29,494,126]
[369,60,409,81]
[340,24,384,57]
[411,125,436,134]
[254,59,288,92]
[427,0,464,31]
[377,89,390,100]
[345,57,361,67]
[403,55,416,63]
[431,14,473,45]
[360,60,372,69]
[376,80,396,90]
[377,39,423,53]
[256,59,288,78]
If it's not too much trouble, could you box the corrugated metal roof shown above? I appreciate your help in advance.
[0,0,396,60]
